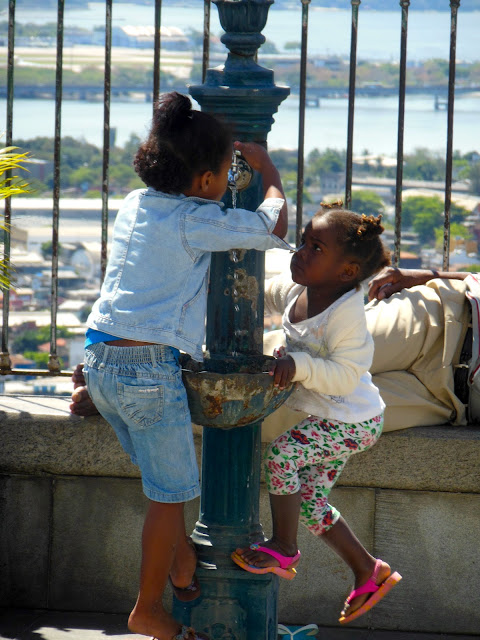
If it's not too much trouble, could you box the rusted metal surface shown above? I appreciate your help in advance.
[443,0,461,271]
[393,0,410,267]
[295,0,311,247]
[48,0,65,375]
[153,0,162,106]
[227,267,259,314]
[183,368,295,428]
[101,0,112,283]
[229,248,247,262]
[344,0,361,210]
[202,0,211,83]
[0,368,71,377]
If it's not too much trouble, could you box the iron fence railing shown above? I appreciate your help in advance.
[0,0,465,378]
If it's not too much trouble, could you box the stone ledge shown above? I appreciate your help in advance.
[0,396,139,479]
[0,395,479,493]
[337,424,480,494]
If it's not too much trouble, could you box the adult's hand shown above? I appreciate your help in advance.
[368,267,436,301]
[368,267,470,301]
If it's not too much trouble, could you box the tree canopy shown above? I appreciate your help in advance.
[402,195,470,245]
[350,190,385,217]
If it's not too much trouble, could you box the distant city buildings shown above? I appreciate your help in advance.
[112,25,190,50]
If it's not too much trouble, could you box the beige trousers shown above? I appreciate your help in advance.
[261,278,470,441]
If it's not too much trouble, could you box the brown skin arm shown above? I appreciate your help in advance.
[367,266,469,302]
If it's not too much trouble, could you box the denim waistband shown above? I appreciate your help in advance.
[85,341,180,366]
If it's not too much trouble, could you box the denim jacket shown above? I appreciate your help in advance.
[87,188,290,361]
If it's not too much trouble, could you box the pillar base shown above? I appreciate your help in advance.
[173,567,279,640]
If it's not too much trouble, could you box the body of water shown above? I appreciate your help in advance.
[9,2,480,62]
[2,3,479,156]
[2,92,479,157]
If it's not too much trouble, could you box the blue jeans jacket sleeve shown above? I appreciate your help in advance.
[183,197,293,254]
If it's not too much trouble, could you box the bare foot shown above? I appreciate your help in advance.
[341,558,392,617]
[72,362,87,388]
[69,363,100,417]
[234,539,299,569]
[69,385,101,416]
[170,535,197,589]
[128,604,182,640]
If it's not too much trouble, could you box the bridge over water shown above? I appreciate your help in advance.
[3,82,479,104]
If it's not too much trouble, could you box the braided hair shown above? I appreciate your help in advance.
[134,91,232,194]
[314,201,391,283]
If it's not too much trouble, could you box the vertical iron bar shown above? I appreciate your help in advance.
[101,0,112,284]
[345,1,361,210]
[48,0,65,374]
[443,0,461,271]
[0,0,15,371]
[393,1,410,267]
[202,0,211,83]
[295,0,311,247]
[153,0,162,108]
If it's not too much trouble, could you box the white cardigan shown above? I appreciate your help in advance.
[265,273,385,423]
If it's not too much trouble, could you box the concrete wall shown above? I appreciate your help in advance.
[1,396,479,634]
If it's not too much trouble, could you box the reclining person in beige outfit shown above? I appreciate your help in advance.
[71,267,479,435]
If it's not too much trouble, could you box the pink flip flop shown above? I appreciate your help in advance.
[231,544,301,580]
[338,558,402,624]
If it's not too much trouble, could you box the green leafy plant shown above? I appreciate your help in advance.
[0,146,30,289]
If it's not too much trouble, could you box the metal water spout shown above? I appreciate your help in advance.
[228,149,253,209]
[175,2,291,639]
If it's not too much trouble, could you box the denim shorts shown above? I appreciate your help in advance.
[84,342,200,503]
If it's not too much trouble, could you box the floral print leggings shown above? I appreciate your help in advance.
[264,413,384,536]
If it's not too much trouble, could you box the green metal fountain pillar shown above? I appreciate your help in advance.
[172,2,290,639]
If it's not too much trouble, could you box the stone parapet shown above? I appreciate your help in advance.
[1,396,479,494]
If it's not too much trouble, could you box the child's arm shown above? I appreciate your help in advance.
[279,294,373,395]
[264,272,297,316]
[234,141,288,239]
[288,331,372,396]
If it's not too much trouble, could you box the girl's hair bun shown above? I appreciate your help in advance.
[357,213,385,238]
[154,91,193,130]
[320,199,343,210]
[134,91,232,194]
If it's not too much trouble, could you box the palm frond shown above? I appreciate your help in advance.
[0,176,30,201]
[0,146,31,200]
[0,147,31,173]
[0,259,13,290]
[0,145,31,290]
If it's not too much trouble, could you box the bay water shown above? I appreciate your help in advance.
[4,93,479,157]
[2,3,479,156]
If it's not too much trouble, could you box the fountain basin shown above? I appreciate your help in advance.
[182,355,295,428]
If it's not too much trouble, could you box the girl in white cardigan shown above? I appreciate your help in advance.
[232,205,401,624]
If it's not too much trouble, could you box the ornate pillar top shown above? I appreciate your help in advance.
[190,0,289,141]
